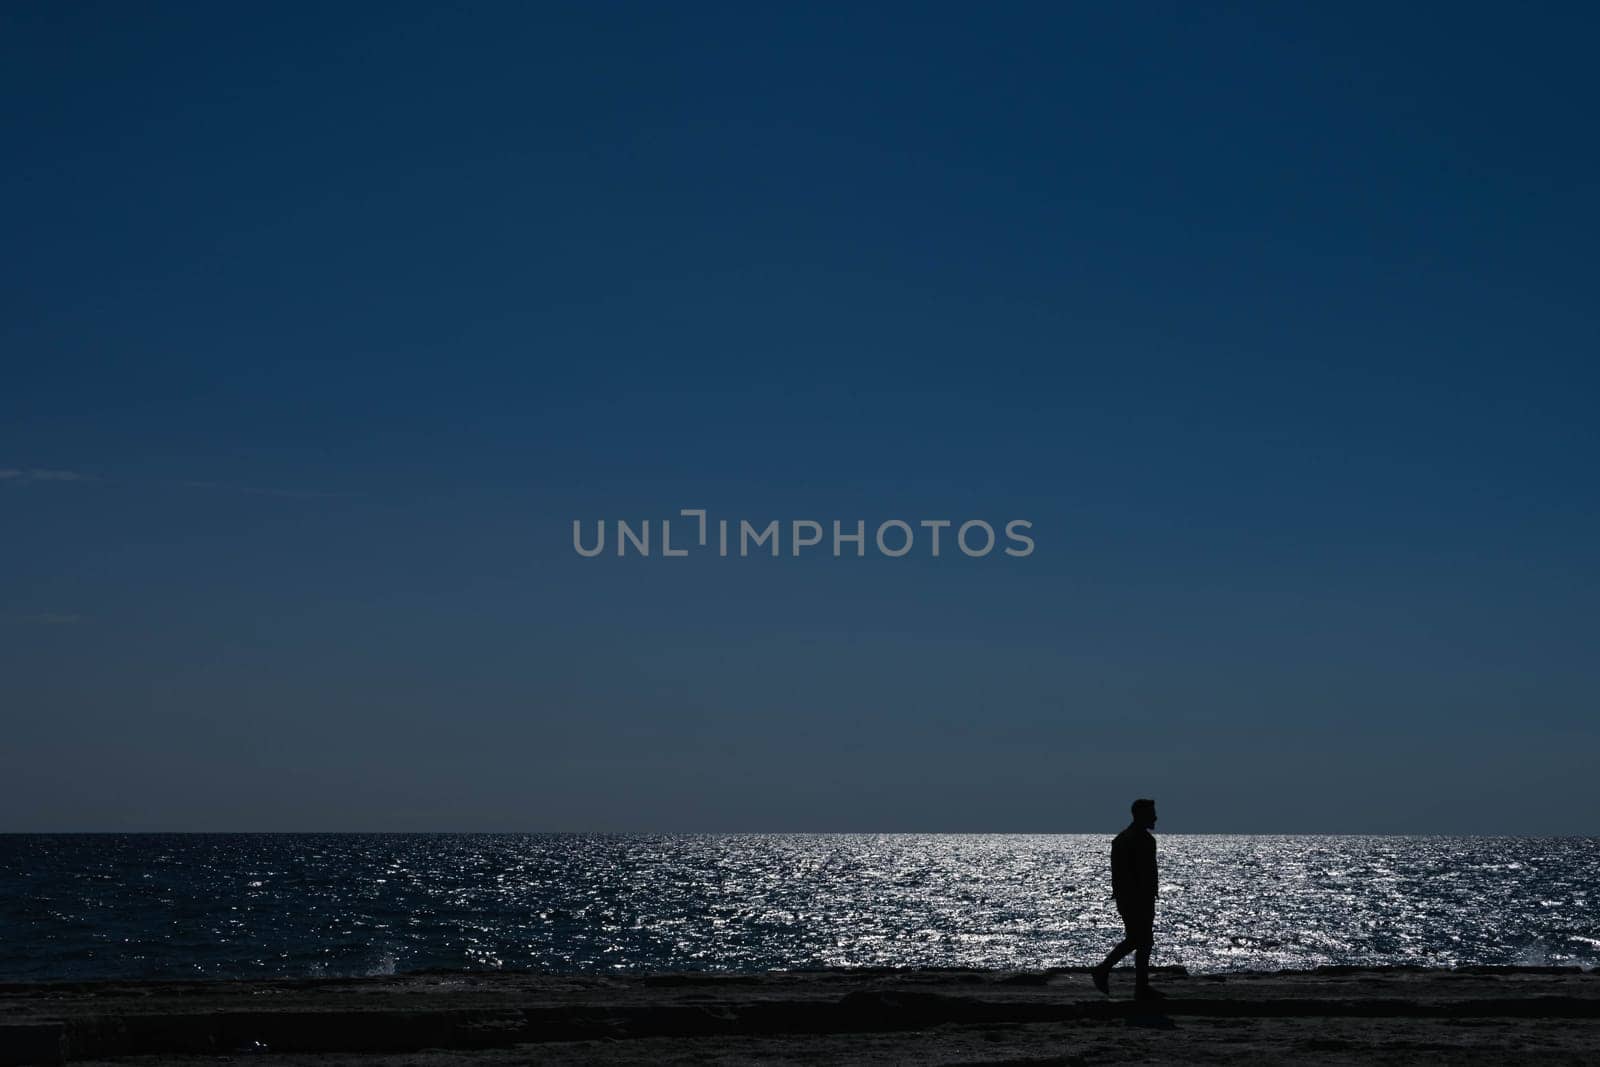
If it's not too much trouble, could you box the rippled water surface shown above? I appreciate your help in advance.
[2,834,1595,981]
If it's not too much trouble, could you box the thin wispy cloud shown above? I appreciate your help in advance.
[174,480,350,500]
[1,465,346,499]
[0,468,88,483]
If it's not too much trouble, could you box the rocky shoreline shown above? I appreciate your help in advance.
[2,965,1596,1064]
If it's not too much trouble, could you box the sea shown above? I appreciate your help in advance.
[2,834,1595,982]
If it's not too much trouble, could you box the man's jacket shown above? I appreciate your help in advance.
[1111,825,1157,906]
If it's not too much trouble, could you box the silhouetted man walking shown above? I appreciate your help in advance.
[1091,798,1163,999]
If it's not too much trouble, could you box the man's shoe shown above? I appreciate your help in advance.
[1134,985,1167,1000]
[1090,966,1110,995]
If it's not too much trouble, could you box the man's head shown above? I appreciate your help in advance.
[1131,798,1157,829]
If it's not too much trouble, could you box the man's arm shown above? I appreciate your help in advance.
[1110,833,1131,900]
[1139,834,1158,900]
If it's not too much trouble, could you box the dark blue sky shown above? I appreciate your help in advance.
[3,3,1595,832]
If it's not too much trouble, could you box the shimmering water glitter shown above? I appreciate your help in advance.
[2,834,1594,981]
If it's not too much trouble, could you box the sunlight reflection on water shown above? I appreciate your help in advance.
[2,834,1596,980]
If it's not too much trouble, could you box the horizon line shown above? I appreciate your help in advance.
[3,829,1594,838]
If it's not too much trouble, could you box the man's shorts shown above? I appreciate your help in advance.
[1117,903,1155,949]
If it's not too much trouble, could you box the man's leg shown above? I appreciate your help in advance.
[1092,907,1141,993]
[1091,936,1130,993]
[1131,909,1163,998]
[1099,935,1135,970]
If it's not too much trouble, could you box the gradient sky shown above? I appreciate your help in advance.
[3,3,1595,833]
